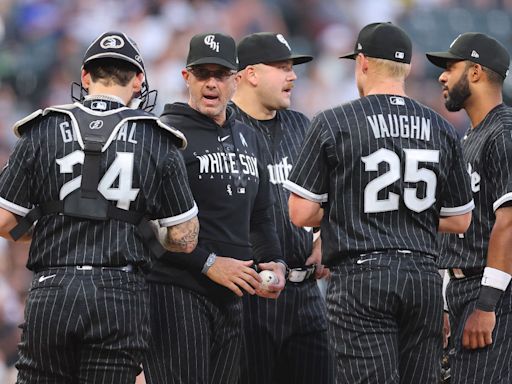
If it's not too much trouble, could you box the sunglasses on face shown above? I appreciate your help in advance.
[188,67,236,81]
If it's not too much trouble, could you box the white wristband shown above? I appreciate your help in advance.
[481,267,512,291]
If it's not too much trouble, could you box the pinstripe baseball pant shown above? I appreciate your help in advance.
[16,267,149,384]
[144,283,242,384]
[447,275,512,383]
[327,252,443,384]
[240,279,334,384]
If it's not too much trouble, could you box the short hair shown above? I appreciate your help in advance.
[481,65,504,86]
[367,57,411,79]
[85,58,139,87]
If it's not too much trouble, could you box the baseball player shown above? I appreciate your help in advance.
[427,32,512,383]
[143,32,286,384]
[0,31,199,383]
[231,32,334,384]
[284,22,474,383]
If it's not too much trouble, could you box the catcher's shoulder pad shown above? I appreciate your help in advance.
[13,103,78,137]
[13,109,44,137]
[156,119,187,150]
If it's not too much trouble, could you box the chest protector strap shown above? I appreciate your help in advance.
[10,104,167,257]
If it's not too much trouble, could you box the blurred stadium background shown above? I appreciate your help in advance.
[1,0,511,382]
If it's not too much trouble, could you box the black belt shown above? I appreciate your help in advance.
[37,264,137,273]
[287,265,316,283]
[448,267,484,279]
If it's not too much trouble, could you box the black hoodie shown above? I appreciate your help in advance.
[147,102,282,301]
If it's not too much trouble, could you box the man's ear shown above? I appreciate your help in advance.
[132,72,144,93]
[469,63,483,83]
[245,66,258,86]
[81,69,91,90]
[182,69,190,87]
[358,53,369,74]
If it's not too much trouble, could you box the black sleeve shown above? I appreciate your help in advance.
[250,205,282,263]
[159,246,210,271]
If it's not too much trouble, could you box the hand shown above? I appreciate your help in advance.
[206,257,261,297]
[255,261,286,299]
[305,236,330,279]
[462,309,496,349]
[443,312,451,349]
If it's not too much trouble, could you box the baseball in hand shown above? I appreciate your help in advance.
[259,270,279,290]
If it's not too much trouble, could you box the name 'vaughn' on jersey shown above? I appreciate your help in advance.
[284,94,474,265]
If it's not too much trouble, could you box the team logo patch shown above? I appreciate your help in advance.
[239,132,248,147]
[204,35,219,52]
[390,96,405,105]
[89,120,104,130]
[276,34,291,51]
[91,101,107,111]
[100,35,125,49]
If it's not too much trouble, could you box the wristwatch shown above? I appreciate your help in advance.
[201,253,217,274]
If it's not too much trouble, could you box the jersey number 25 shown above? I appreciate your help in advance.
[362,148,439,214]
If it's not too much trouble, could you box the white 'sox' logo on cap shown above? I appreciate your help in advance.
[204,35,219,52]
[276,34,291,51]
[100,35,125,49]
[89,120,104,130]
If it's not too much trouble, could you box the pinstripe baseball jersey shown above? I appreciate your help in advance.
[0,97,197,270]
[231,103,312,267]
[439,103,512,268]
[284,94,474,265]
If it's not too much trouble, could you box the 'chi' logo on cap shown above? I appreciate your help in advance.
[204,35,220,52]
[276,34,291,51]
[100,35,125,49]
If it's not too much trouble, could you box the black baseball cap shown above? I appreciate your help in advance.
[237,32,313,70]
[82,31,145,73]
[426,32,510,78]
[340,22,412,64]
[186,33,238,70]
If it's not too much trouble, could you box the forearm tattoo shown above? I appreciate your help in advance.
[165,217,199,252]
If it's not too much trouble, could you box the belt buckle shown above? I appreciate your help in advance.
[288,269,308,283]
[288,265,316,283]
[76,265,93,271]
[451,268,465,279]
[119,265,133,273]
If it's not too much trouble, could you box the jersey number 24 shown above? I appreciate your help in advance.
[56,150,139,210]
